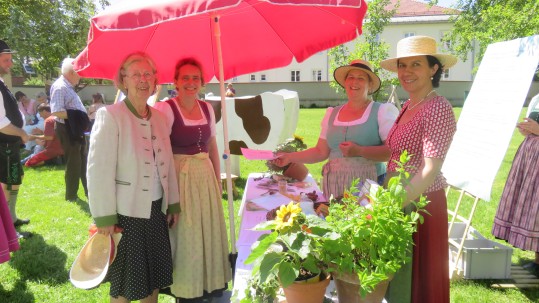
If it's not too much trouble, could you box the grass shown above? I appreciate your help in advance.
[1,107,538,302]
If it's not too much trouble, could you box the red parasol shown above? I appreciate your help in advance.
[73,0,368,278]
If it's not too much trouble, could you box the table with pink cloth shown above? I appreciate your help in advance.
[232,172,327,302]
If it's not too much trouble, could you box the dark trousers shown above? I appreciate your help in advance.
[54,121,87,200]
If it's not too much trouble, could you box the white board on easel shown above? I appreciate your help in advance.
[442,35,539,201]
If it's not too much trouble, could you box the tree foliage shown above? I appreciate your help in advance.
[0,0,109,80]
[328,0,399,101]
[434,0,539,71]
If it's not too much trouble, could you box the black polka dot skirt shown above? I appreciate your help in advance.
[106,199,173,300]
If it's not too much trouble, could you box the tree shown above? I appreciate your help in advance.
[435,0,539,72]
[0,0,109,80]
[328,0,399,101]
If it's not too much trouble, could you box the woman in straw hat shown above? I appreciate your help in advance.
[273,59,399,199]
[380,35,458,303]
[87,52,180,303]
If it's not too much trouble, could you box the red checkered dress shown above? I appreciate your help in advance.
[385,95,456,303]
[386,96,456,192]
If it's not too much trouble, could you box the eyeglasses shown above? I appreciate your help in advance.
[125,71,155,81]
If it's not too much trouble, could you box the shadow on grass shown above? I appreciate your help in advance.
[10,233,69,285]
[0,234,68,302]
[28,163,66,172]
[0,279,35,303]
[72,198,91,216]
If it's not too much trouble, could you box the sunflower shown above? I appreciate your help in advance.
[275,202,301,231]
[293,134,304,144]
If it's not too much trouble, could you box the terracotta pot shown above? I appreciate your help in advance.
[281,273,330,303]
[283,162,309,181]
[333,271,392,303]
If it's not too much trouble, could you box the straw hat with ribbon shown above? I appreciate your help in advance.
[333,59,381,95]
[70,230,122,289]
[380,35,458,73]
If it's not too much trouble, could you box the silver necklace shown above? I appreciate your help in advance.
[177,97,198,115]
[407,89,436,111]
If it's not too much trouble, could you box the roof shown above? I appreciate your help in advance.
[385,0,459,17]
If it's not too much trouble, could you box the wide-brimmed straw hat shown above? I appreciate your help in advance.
[333,59,381,94]
[380,36,458,72]
[70,232,121,289]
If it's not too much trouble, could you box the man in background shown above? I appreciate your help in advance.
[50,58,88,202]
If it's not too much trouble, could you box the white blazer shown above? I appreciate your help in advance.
[87,101,180,227]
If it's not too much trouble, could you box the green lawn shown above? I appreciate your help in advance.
[1,107,538,302]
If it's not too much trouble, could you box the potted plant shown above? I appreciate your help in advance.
[242,202,334,303]
[266,135,309,181]
[322,151,429,302]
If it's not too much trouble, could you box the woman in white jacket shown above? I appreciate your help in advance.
[87,52,180,303]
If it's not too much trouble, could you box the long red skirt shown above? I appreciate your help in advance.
[411,189,450,303]
[0,188,19,264]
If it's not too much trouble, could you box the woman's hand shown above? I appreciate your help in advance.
[167,213,180,228]
[339,141,360,157]
[517,118,539,136]
[97,225,116,236]
[272,153,293,168]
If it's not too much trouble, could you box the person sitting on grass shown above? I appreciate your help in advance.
[22,104,64,167]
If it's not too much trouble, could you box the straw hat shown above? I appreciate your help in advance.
[333,59,381,94]
[380,36,458,72]
[70,232,121,289]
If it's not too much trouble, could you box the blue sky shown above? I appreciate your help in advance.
[434,0,458,8]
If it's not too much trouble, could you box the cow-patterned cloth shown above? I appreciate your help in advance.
[386,96,456,193]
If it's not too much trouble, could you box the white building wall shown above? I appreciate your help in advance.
[224,51,330,83]
[221,15,475,85]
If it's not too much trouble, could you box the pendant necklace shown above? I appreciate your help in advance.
[177,97,198,115]
[407,89,436,111]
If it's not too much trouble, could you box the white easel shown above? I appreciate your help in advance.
[446,184,482,279]
[387,85,401,110]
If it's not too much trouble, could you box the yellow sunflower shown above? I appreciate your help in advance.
[275,202,301,231]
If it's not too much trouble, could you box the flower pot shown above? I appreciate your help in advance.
[281,273,330,303]
[333,271,392,303]
[283,162,309,181]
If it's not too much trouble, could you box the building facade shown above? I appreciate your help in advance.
[201,0,488,105]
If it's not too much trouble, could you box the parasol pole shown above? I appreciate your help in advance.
[213,15,238,275]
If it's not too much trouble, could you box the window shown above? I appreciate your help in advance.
[291,70,300,82]
[440,31,451,50]
[443,69,450,79]
[404,32,415,38]
[260,74,267,81]
[250,74,256,81]
[312,70,322,81]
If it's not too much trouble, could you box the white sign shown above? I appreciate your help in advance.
[442,35,539,201]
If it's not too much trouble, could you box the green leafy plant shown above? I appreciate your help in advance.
[22,77,45,86]
[322,150,429,297]
[265,135,307,174]
[242,202,334,302]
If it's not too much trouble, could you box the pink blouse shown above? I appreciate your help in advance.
[386,96,456,193]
